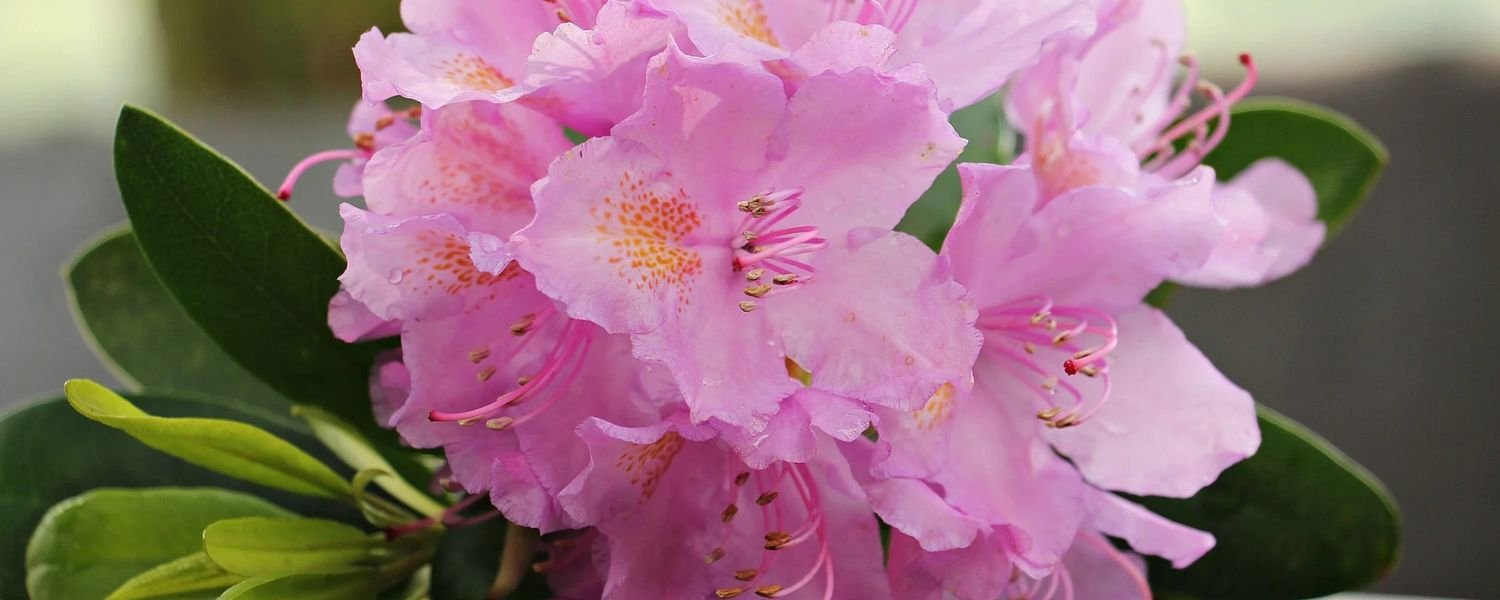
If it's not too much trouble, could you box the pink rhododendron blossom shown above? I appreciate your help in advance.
[509,38,980,464]
[556,416,890,599]
[648,0,1096,109]
[277,100,419,201]
[355,0,676,135]
[1006,0,1325,287]
[845,162,1247,596]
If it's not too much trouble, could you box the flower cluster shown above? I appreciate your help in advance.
[284,0,1328,597]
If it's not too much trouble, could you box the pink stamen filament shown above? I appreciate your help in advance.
[501,333,593,428]
[1137,53,1259,176]
[770,464,833,598]
[1135,54,1202,154]
[427,318,585,423]
[277,149,365,201]
[1085,533,1150,599]
[978,298,1119,426]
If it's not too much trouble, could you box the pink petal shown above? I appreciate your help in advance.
[770,229,981,412]
[1047,305,1260,497]
[362,101,569,236]
[1175,158,1327,288]
[337,205,508,322]
[649,0,823,59]
[1062,530,1152,600]
[327,289,400,343]
[1085,488,1215,568]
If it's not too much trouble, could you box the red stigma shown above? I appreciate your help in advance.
[1062,359,1079,376]
[276,190,292,201]
[1238,52,1252,66]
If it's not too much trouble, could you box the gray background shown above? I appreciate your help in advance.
[1,2,1497,598]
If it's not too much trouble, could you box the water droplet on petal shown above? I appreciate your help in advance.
[388,269,405,284]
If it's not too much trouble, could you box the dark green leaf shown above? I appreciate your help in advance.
[65,380,352,500]
[431,519,549,600]
[111,105,407,463]
[1139,406,1401,599]
[897,96,1011,249]
[65,228,294,429]
[0,394,360,599]
[24,488,286,600]
[105,552,242,600]
[203,517,379,576]
[1203,98,1388,234]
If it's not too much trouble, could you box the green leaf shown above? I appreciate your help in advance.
[65,228,295,429]
[106,552,243,600]
[64,379,352,500]
[430,516,505,600]
[897,96,1011,249]
[0,395,359,600]
[203,517,379,576]
[1203,98,1388,234]
[24,488,287,600]
[1139,406,1401,599]
[294,406,444,518]
[111,105,403,457]
[216,571,379,600]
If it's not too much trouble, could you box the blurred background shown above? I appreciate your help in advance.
[0,0,1496,597]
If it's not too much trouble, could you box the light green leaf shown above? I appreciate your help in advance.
[1139,406,1401,598]
[216,570,379,600]
[24,488,287,600]
[106,552,242,600]
[295,406,444,518]
[203,517,379,576]
[64,379,351,500]
[64,228,294,430]
[111,105,413,470]
[0,395,360,600]
[1203,97,1388,234]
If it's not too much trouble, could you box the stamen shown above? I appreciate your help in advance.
[468,347,491,363]
[764,531,792,550]
[706,547,727,564]
[722,504,740,523]
[736,569,759,582]
[735,472,751,486]
[745,268,765,281]
[739,301,759,313]
[745,285,773,298]
[755,491,779,506]
[716,587,745,599]
[276,149,363,201]
[755,585,784,598]
[510,313,538,336]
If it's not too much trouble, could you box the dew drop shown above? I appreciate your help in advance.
[387,269,406,284]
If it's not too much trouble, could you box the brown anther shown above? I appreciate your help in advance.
[555,8,571,22]
[1052,331,1072,345]
[510,313,538,336]
[1079,365,1100,377]
[1046,318,1058,330]
[485,417,515,431]
[374,115,396,130]
[468,347,491,364]
[1041,376,1058,392]
[745,268,765,281]
[737,199,761,213]
[743,231,759,242]
[744,285,773,298]
[476,366,496,382]
[516,375,533,386]
[734,569,759,582]
[751,206,768,217]
[771,274,798,286]
[1023,342,1036,355]
[1054,414,1080,428]
[405,106,422,119]
[354,132,376,152]
[764,531,792,550]
[716,587,746,599]
[755,491,779,506]
[739,301,759,313]
[721,504,739,523]
[705,547,726,564]
[1029,311,1050,325]
[1072,349,1093,359]
[457,416,484,426]
[734,472,751,486]
[755,585,783,597]
[1037,407,1063,421]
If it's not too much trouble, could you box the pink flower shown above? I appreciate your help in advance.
[846,161,1254,597]
[1006,0,1325,287]
[354,0,676,135]
[647,0,1096,109]
[508,37,980,464]
[276,100,420,201]
[556,414,890,599]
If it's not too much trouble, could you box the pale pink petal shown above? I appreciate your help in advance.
[337,205,510,322]
[894,0,1096,109]
[885,531,1014,600]
[362,101,569,235]
[368,350,410,428]
[1047,305,1260,497]
[1175,158,1326,288]
[763,66,963,233]
[650,0,822,59]
[327,289,400,343]
[1069,0,1186,142]
[771,229,981,412]
[1062,530,1152,600]
[521,1,678,136]
[1085,488,1215,568]
[946,163,1220,313]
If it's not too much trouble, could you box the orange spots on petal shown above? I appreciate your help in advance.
[406,230,521,300]
[718,0,781,48]
[911,383,956,432]
[440,53,514,92]
[613,432,686,501]
[593,171,704,305]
